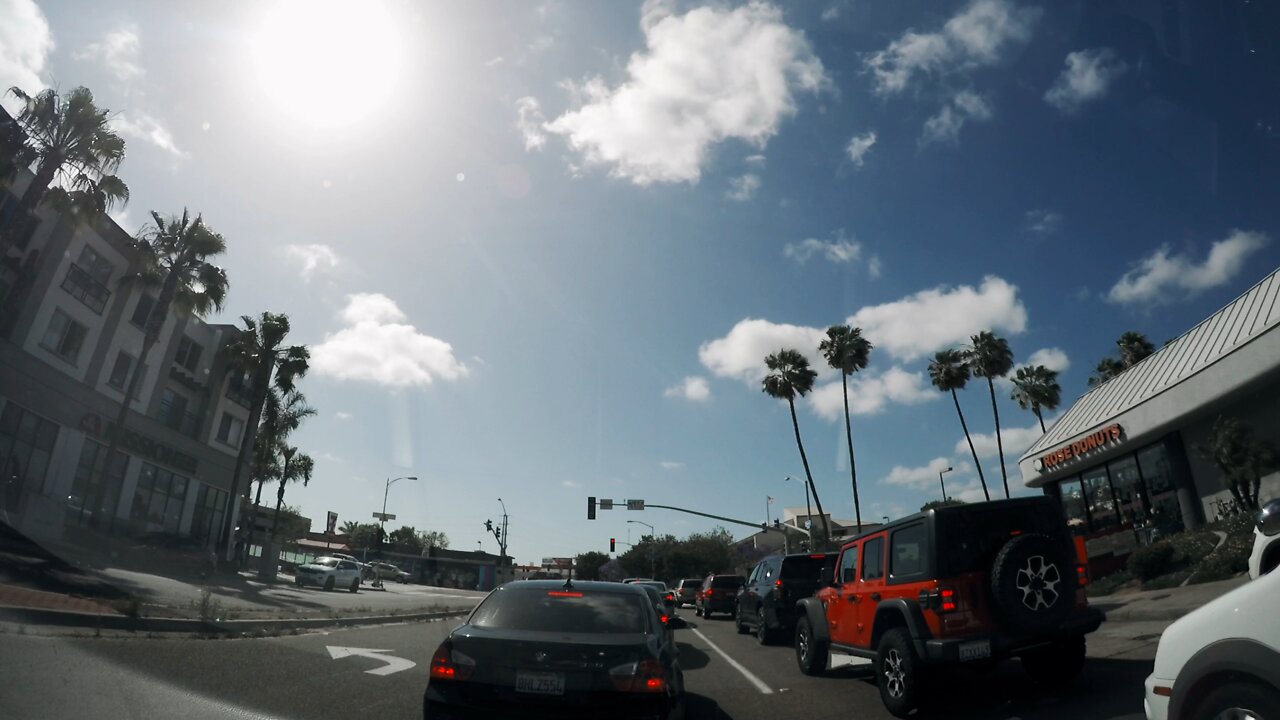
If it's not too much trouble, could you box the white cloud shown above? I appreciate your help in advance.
[849,275,1027,361]
[809,366,936,420]
[514,96,547,151]
[110,111,187,158]
[956,418,1048,460]
[744,154,766,165]
[866,0,1039,95]
[73,25,143,82]
[726,173,762,202]
[920,91,992,145]
[543,1,828,184]
[882,457,968,490]
[0,0,53,104]
[1044,48,1126,113]
[868,255,883,279]
[784,235,862,265]
[1026,347,1070,372]
[484,56,504,67]
[698,318,828,384]
[821,4,841,22]
[664,376,711,402]
[659,461,685,471]
[312,293,469,388]
[1025,209,1062,234]
[334,411,353,420]
[846,130,876,166]
[281,244,339,281]
[561,479,582,488]
[1107,230,1270,306]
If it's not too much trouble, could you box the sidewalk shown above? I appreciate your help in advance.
[1089,574,1250,622]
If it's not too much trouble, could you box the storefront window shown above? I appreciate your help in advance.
[0,403,59,514]
[67,440,128,531]
[1138,444,1184,536]
[1107,456,1149,527]
[190,484,228,547]
[1059,475,1089,536]
[1083,466,1118,532]
[130,463,190,536]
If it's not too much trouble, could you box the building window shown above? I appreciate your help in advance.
[191,484,229,547]
[107,351,146,397]
[1137,444,1185,535]
[157,388,198,436]
[1060,475,1089,536]
[39,308,88,365]
[1082,466,1119,532]
[129,463,190,536]
[225,371,254,407]
[174,336,203,373]
[67,440,127,531]
[215,412,244,447]
[1108,455,1151,526]
[130,294,156,329]
[77,246,114,285]
[0,403,60,514]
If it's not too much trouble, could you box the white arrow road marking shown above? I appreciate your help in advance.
[326,646,417,676]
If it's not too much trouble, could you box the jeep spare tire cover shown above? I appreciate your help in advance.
[989,533,1072,633]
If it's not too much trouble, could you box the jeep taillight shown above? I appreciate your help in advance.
[1076,564,1089,586]
[939,588,957,612]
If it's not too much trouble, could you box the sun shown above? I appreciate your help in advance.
[250,0,404,130]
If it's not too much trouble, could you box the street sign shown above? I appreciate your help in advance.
[372,512,396,521]
[326,511,337,534]
[626,499,644,510]
[326,646,415,676]
[599,499,613,510]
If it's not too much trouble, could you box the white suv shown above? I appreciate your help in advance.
[1144,560,1280,719]
[295,556,362,592]
[1248,500,1280,580]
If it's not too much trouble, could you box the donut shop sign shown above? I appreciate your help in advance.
[1034,424,1124,472]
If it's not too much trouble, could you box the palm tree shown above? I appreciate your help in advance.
[929,349,989,501]
[268,446,314,540]
[340,520,360,536]
[1,86,129,248]
[762,349,830,548]
[244,388,314,555]
[218,312,310,558]
[818,324,872,533]
[1089,331,1156,387]
[967,331,1015,499]
[1010,365,1062,433]
[1196,416,1276,511]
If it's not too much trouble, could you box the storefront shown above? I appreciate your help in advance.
[1019,267,1280,574]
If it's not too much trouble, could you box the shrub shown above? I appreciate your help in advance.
[1128,542,1178,581]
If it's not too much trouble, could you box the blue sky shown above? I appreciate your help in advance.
[4,0,1278,561]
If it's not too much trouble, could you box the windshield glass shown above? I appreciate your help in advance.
[712,576,745,588]
[469,587,648,634]
[781,555,837,583]
[314,558,338,568]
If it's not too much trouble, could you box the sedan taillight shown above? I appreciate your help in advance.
[429,644,475,682]
[609,659,666,693]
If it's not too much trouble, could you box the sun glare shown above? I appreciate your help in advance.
[250,0,404,130]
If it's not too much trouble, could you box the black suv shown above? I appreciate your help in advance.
[735,553,835,645]
[794,497,1104,717]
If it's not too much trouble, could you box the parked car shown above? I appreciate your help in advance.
[674,578,702,607]
[1144,554,1280,720]
[423,580,686,719]
[294,556,362,592]
[736,552,836,644]
[794,497,1103,718]
[365,561,411,583]
[325,552,368,581]
[1248,499,1280,580]
[695,574,745,619]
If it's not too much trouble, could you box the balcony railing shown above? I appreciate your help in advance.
[61,262,111,314]
[157,407,202,438]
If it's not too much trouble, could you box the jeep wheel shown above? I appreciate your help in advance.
[323,576,335,591]
[876,628,925,718]
[990,533,1072,634]
[755,608,773,645]
[734,605,749,634]
[794,617,827,676]
[1193,681,1280,720]
[1021,636,1085,692]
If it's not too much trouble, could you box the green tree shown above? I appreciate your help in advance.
[920,498,966,512]
[417,530,449,551]
[1196,416,1277,511]
[339,520,360,535]
[1010,364,1062,433]
[220,312,310,557]
[268,446,313,540]
[762,349,830,548]
[272,504,311,542]
[1089,331,1155,387]
[967,331,1015,498]
[345,523,382,550]
[574,551,611,580]
[819,324,873,533]
[388,525,423,554]
[245,388,314,552]
[930,349,989,501]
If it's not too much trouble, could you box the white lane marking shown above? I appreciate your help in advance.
[326,646,417,676]
[690,628,775,695]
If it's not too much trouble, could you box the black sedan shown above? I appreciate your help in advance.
[424,580,686,719]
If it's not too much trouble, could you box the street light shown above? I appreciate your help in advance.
[785,476,813,532]
[939,466,953,502]
[627,520,656,577]
[627,519,655,539]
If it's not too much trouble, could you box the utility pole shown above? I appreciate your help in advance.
[487,498,510,587]
[939,466,953,502]
[374,475,416,589]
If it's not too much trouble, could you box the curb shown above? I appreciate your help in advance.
[0,605,472,634]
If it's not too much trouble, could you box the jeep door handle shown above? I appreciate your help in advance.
[870,593,881,601]
[847,594,859,603]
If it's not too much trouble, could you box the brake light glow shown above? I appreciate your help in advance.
[809,554,825,559]
[774,579,782,589]
[1010,530,1023,536]
[547,591,583,597]
[609,660,666,693]
[429,645,475,682]
[660,614,669,625]
[939,588,957,613]
[1076,564,1089,586]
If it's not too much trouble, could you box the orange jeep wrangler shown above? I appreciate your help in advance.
[793,497,1104,717]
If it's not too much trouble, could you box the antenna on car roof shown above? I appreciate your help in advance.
[563,576,574,590]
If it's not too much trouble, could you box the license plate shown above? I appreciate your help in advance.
[959,640,991,661]
[515,671,565,696]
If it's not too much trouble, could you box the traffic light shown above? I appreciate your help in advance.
[588,496,596,520]
[610,537,615,552]
[485,519,493,532]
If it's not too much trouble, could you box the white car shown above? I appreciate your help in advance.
[1144,560,1280,720]
[1248,500,1280,580]
[294,556,362,592]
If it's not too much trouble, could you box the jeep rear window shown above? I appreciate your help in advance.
[890,523,927,578]
[936,500,1065,575]
[780,555,836,582]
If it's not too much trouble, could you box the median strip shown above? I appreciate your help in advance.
[690,627,775,695]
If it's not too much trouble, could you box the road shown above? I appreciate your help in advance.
[0,607,1159,719]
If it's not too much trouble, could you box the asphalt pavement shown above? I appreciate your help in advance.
[0,606,1158,720]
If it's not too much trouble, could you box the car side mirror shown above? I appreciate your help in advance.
[1258,500,1280,537]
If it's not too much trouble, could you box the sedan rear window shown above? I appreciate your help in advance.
[682,579,702,587]
[469,587,649,634]
[711,576,744,588]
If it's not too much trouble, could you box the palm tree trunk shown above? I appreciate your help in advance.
[219,362,273,560]
[841,373,862,534]
[953,389,989,501]
[986,377,1010,499]
[1250,473,1263,510]
[269,478,287,539]
[1035,408,1046,434]
[788,398,830,549]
